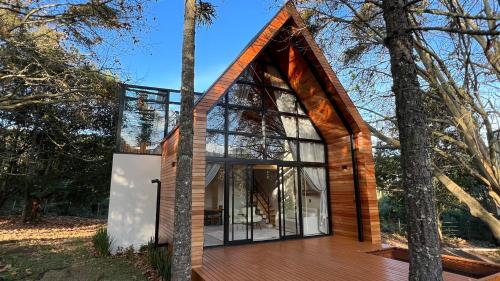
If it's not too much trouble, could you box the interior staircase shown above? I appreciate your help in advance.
[253,191,276,226]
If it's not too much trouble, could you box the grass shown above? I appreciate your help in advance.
[92,227,113,256]
[0,216,150,281]
[0,238,147,281]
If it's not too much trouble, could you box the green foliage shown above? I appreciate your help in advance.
[92,228,113,257]
[375,146,497,243]
[196,1,217,26]
[0,0,147,219]
[145,238,172,281]
[379,195,407,234]
[441,208,495,241]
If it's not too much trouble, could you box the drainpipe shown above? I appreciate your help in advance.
[151,179,161,247]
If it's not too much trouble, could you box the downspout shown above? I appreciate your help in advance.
[350,135,364,242]
[151,179,161,246]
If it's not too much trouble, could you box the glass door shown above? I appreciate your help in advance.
[226,164,253,244]
[277,166,300,239]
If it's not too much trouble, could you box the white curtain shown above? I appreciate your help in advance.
[205,163,221,187]
[302,167,328,234]
[299,142,325,163]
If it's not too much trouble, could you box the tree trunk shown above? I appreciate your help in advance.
[381,0,443,280]
[433,165,500,242]
[171,0,196,280]
[21,182,31,222]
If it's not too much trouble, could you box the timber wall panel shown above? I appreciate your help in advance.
[159,130,178,244]
[283,3,380,243]
[191,111,207,267]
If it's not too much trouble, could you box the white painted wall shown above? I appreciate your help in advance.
[107,153,161,253]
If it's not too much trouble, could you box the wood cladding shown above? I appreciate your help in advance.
[159,1,381,271]
[159,129,178,245]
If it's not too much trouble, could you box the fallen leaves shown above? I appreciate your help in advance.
[0,216,105,244]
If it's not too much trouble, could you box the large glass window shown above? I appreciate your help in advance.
[206,59,325,163]
[203,55,330,247]
[206,105,224,131]
[228,135,264,159]
[117,85,202,154]
[300,142,325,163]
[228,109,262,134]
[227,84,261,108]
[206,132,224,157]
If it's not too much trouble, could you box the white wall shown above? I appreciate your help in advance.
[107,153,161,253]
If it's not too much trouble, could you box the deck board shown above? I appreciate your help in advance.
[193,236,474,281]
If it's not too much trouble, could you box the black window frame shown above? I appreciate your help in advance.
[116,83,203,155]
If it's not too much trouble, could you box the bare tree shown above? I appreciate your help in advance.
[381,0,443,279]
[296,0,500,241]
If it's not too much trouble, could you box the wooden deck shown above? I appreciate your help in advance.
[193,236,493,281]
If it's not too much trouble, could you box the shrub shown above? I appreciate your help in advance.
[124,245,135,260]
[92,227,113,256]
[145,238,171,281]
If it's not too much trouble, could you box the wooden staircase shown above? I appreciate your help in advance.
[253,191,276,226]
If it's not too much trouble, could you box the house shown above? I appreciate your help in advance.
[105,3,500,280]
[158,0,380,269]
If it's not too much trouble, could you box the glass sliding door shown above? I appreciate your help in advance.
[227,164,252,243]
[301,167,329,236]
[203,163,225,246]
[278,166,300,238]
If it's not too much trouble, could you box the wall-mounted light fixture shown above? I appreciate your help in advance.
[342,165,348,172]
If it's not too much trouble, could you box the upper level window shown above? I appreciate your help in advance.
[206,58,325,163]
[117,85,202,155]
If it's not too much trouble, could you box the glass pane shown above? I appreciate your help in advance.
[228,134,264,159]
[227,83,261,108]
[169,91,181,103]
[204,163,224,246]
[243,62,290,90]
[119,92,166,154]
[261,64,290,90]
[279,166,299,237]
[228,109,262,134]
[297,103,306,115]
[263,91,296,113]
[301,167,329,236]
[194,92,202,103]
[207,105,225,131]
[166,104,180,134]
[264,114,296,138]
[266,139,296,161]
[298,118,321,140]
[238,66,259,84]
[252,165,279,241]
[300,142,325,163]
[206,132,225,157]
[228,165,251,242]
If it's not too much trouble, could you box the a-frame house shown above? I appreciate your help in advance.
[159,0,380,273]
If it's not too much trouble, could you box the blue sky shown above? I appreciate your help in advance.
[115,0,282,92]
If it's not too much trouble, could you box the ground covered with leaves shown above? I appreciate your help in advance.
[383,233,500,264]
[0,216,160,281]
